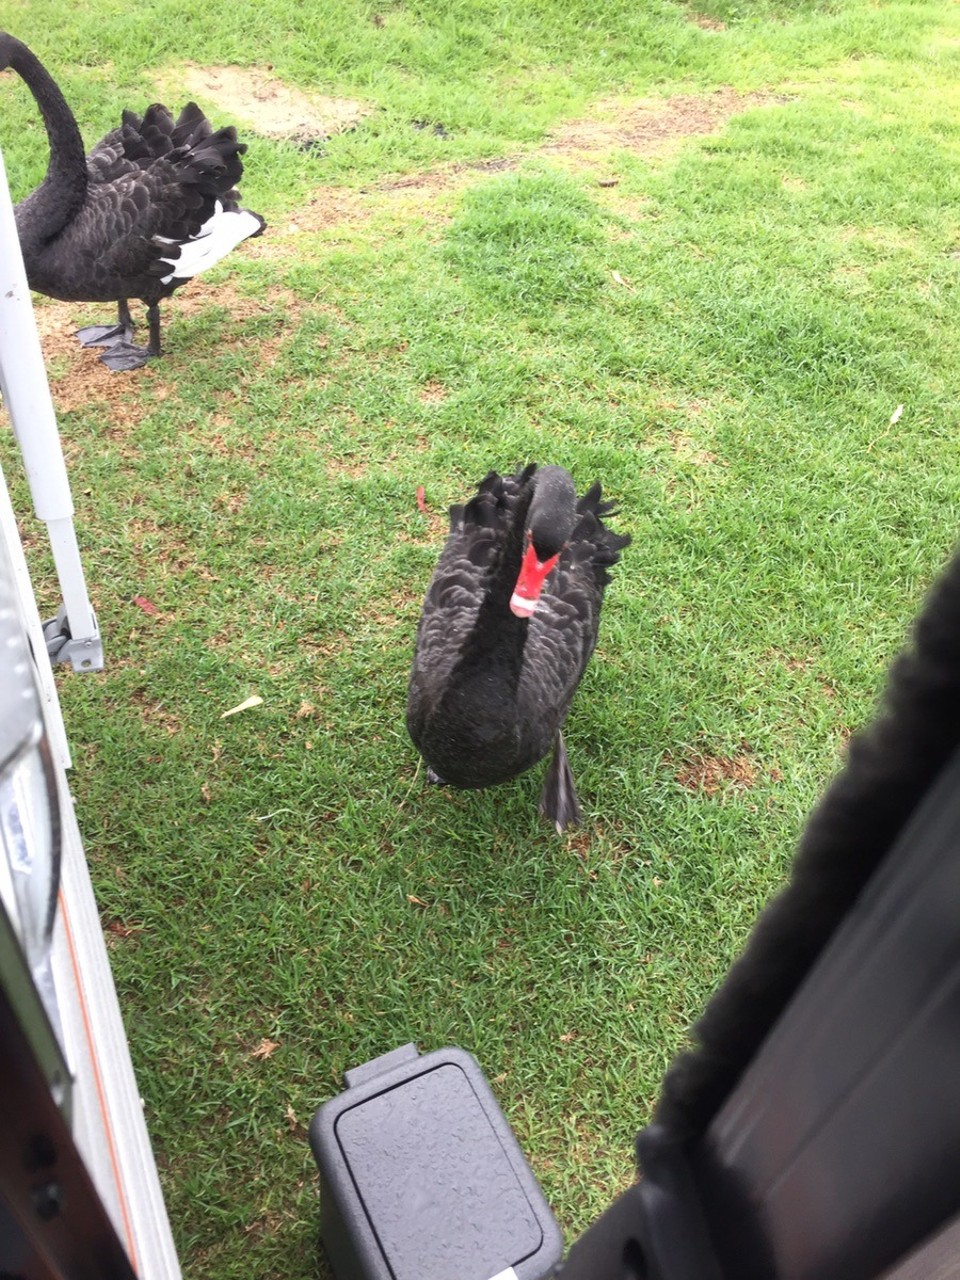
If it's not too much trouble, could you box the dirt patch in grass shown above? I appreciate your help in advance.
[263,179,460,241]
[138,700,184,737]
[674,749,759,795]
[163,277,288,321]
[324,454,369,481]
[282,167,481,237]
[274,88,775,238]
[379,156,514,195]
[418,380,449,405]
[689,12,727,31]
[33,299,108,385]
[545,88,770,161]
[767,649,816,674]
[126,514,206,578]
[668,432,722,467]
[31,301,177,428]
[280,187,374,235]
[368,585,423,627]
[156,64,371,144]
[103,918,146,950]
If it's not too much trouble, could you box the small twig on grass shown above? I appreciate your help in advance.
[381,756,423,843]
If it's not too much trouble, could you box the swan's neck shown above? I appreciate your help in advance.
[6,38,88,252]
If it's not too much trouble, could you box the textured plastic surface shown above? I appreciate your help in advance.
[311,1045,563,1280]
[343,1041,418,1091]
[559,749,960,1280]
[698,746,960,1280]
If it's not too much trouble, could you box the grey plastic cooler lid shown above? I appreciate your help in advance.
[335,1060,544,1280]
[312,1044,564,1280]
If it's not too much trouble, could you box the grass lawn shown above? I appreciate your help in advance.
[3,0,960,1274]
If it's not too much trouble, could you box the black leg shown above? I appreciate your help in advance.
[146,303,162,357]
[538,731,582,833]
[98,302,162,372]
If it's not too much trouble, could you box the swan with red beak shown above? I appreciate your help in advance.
[406,464,630,832]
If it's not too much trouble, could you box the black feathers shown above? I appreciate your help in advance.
[406,464,629,830]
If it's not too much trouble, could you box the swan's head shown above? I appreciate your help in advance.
[509,533,562,618]
[509,466,576,618]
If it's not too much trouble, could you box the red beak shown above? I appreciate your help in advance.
[510,541,561,617]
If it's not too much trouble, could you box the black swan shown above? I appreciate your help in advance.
[406,464,630,832]
[0,32,265,371]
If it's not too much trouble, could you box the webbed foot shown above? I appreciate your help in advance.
[98,342,155,373]
[76,323,133,349]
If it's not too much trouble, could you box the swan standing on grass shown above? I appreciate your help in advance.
[406,464,630,832]
[0,32,265,371]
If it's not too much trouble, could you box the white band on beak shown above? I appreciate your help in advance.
[510,591,538,618]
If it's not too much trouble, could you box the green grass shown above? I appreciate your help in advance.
[3,0,960,1274]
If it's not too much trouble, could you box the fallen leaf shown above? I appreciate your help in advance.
[611,270,634,290]
[416,485,428,514]
[407,894,429,908]
[105,919,144,939]
[221,695,264,718]
[251,1038,281,1060]
[890,403,904,425]
[132,595,160,615]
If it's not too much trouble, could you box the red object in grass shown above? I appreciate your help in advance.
[416,485,428,513]
[132,595,160,615]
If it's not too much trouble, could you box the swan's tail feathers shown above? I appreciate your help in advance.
[458,463,537,533]
[171,102,212,147]
[183,126,249,204]
[95,101,251,202]
[571,480,631,581]
[147,103,245,190]
[539,732,582,834]
[156,204,266,285]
